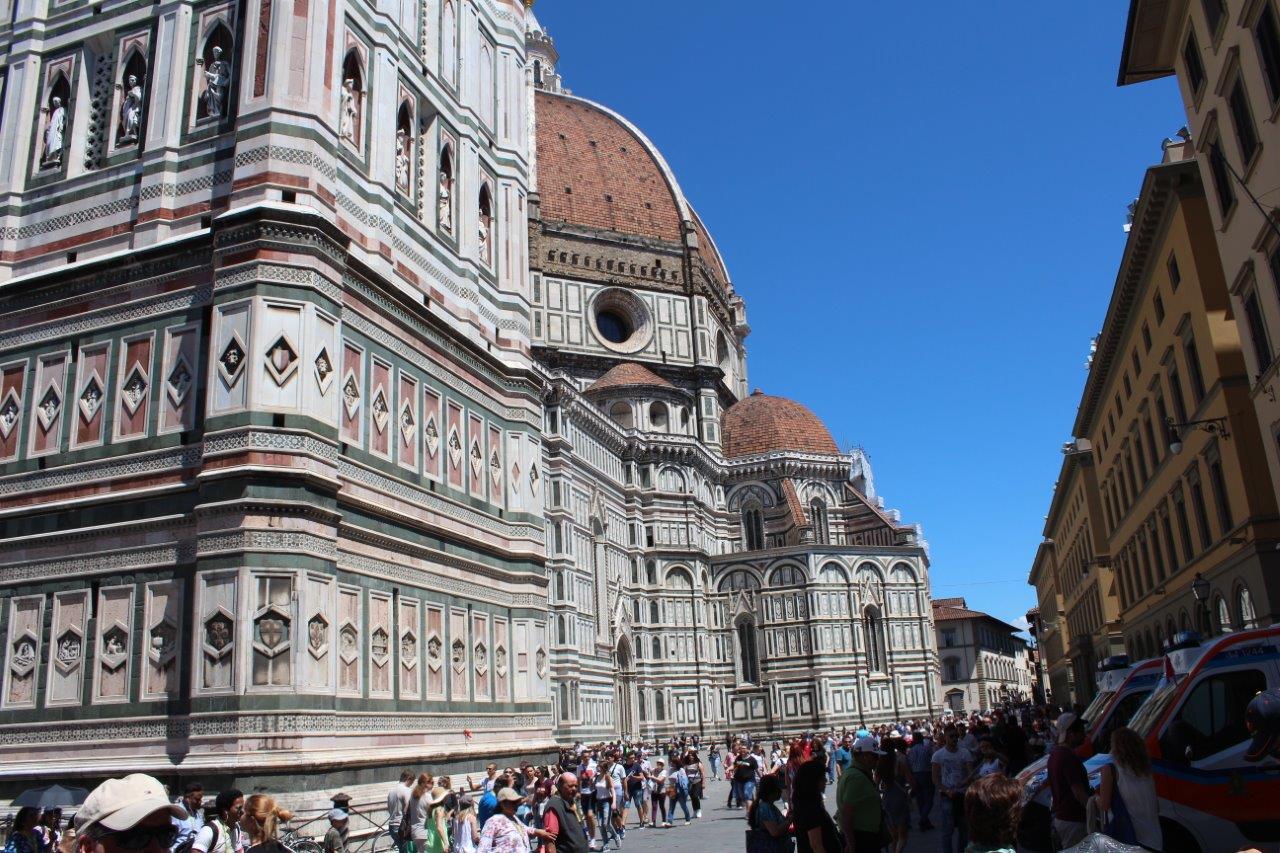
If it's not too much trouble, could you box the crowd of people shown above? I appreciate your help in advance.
[0,702,1189,853]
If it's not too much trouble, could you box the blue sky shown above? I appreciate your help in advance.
[538,2,1185,627]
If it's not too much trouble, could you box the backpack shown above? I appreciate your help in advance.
[674,770,690,795]
[174,821,219,853]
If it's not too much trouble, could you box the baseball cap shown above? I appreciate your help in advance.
[74,774,187,834]
[497,788,524,804]
[1245,689,1280,762]
[852,735,884,756]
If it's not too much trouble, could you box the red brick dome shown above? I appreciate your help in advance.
[721,390,840,459]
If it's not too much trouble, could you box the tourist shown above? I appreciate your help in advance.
[648,760,668,827]
[591,760,619,848]
[836,736,884,853]
[388,771,414,853]
[482,765,499,794]
[962,775,1021,853]
[745,774,789,852]
[322,811,347,853]
[708,745,722,780]
[576,769,597,843]
[1047,713,1089,850]
[877,752,910,853]
[72,774,190,853]
[5,808,41,853]
[684,753,706,818]
[958,723,978,754]
[907,731,935,831]
[932,727,974,853]
[833,735,853,779]
[475,789,549,853]
[1096,727,1161,850]
[240,794,293,853]
[791,757,839,853]
[665,758,693,826]
[971,737,1006,781]
[541,774,586,853]
[191,791,245,853]
[731,745,758,812]
[406,777,437,853]
[37,809,64,853]
[450,796,478,853]
[624,759,647,828]
[172,784,205,853]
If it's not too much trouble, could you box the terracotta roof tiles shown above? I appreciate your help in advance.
[584,362,674,395]
[721,390,840,459]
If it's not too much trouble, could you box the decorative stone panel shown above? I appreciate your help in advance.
[29,350,69,457]
[369,591,392,697]
[258,301,304,410]
[425,604,445,699]
[71,343,111,450]
[493,617,509,702]
[487,425,503,506]
[446,402,463,488]
[47,590,89,707]
[336,585,362,696]
[467,413,484,499]
[473,611,490,701]
[198,572,237,692]
[210,300,251,414]
[398,371,418,473]
[3,595,45,709]
[340,342,363,446]
[114,333,153,441]
[301,572,334,693]
[0,360,27,462]
[160,323,200,434]
[422,385,442,480]
[250,574,293,689]
[93,585,135,704]
[141,580,182,700]
[369,357,391,459]
[449,607,468,701]
[398,596,420,700]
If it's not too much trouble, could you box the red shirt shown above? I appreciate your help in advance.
[1048,744,1088,822]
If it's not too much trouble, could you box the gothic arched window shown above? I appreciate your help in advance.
[651,636,661,659]
[1215,595,1231,634]
[742,502,764,551]
[1239,585,1258,629]
[863,605,885,673]
[649,601,660,623]
[477,182,493,266]
[810,498,829,545]
[437,145,454,233]
[736,618,760,684]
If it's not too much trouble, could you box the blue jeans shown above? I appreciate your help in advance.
[594,799,617,844]
[670,792,692,822]
[728,781,743,807]
[742,780,758,804]
[629,790,646,822]
[939,793,967,853]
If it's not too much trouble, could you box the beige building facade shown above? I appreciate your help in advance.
[1029,145,1280,706]
[1121,0,1280,528]
[934,598,1033,713]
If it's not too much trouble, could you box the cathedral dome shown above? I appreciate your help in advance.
[535,90,732,288]
[721,390,840,459]
[584,362,674,396]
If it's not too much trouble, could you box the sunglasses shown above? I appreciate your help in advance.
[104,826,180,850]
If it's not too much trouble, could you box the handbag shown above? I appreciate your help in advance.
[1102,781,1138,845]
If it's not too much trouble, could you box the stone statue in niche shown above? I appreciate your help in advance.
[42,97,66,166]
[477,215,489,263]
[202,47,231,119]
[395,130,411,193]
[339,79,358,142]
[437,171,452,231]
[119,75,144,144]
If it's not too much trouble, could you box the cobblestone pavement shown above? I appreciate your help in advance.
[601,779,941,853]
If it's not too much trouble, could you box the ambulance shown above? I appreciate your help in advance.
[1100,626,1280,853]
[1015,654,1163,851]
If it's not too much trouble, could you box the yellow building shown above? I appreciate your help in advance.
[1120,0,1280,533]
[1030,146,1280,701]
[1029,543,1076,704]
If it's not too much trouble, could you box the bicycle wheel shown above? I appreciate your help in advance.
[368,830,398,853]
[285,839,323,853]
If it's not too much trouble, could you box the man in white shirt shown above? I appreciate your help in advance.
[191,791,244,853]
[932,729,975,853]
[386,771,412,853]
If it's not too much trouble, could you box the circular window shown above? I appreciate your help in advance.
[596,310,632,344]
[589,288,653,354]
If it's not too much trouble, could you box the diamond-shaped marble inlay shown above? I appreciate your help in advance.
[11,638,36,673]
[54,630,82,671]
[264,335,299,386]
[447,427,462,469]
[120,366,148,416]
[0,391,20,439]
[342,371,360,419]
[204,612,233,652]
[255,614,289,652]
[36,385,62,431]
[399,402,415,446]
[400,632,417,661]
[79,376,104,422]
[451,638,465,671]
[495,645,508,676]
[536,646,548,678]
[339,624,358,659]
[219,336,246,385]
[371,390,390,433]
[166,357,192,406]
[510,460,521,487]
[150,622,176,662]
[489,449,501,484]
[425,417,440,457]
[371,627,389,659]
[474,639,488,675]
[307,615,329,653]
[529,464,540,493]
[314,348,334,394]
[469,439,483,479]
[101,625,128,670]
[427,635,443,667]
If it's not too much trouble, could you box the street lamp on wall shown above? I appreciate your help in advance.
[1166,416,1230,455]
[1192,572,1211,634]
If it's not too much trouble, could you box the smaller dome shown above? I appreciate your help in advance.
[721,390,840,459]
[585,362,674,396]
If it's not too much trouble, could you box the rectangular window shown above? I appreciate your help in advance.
[1257,2,1280,104]
[1156,394,1170,435]
[1124,373,1133,398]
[1185,339,1208,403]
[1155,292,1167,323]
[1161,508,1181,572]
[1132,350,1142,377]
[1209,459,1234,533]
[1125,450,1139,498]
[1135,432,1150,483]
[1142,323,1153,352]
[1169,366,1190,423]
[1202,0,1226,35]
[1144,416,1160,470]
[1174,488,1195,558]
[1244,290,1273,373]
[1189,475,1213,549]
[1208,138,1238,216]
[1184,30,1207,94]
[1228,79,1260,164]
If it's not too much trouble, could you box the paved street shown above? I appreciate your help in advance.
[612,779,940,853]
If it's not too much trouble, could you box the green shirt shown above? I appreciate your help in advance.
[836,765,882,833]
